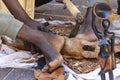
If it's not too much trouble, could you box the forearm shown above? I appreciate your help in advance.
[2,0,39,27]
[2,0,56,33]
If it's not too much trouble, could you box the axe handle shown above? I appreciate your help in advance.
[63,0,80,18]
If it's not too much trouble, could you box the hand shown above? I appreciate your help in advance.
[36,22,56,35]
[25,19,56,35]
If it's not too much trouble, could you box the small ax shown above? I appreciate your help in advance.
[62,0,84,38]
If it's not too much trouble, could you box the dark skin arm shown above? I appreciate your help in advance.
[2,0,55,34]
[2,0,30,22]
[2,0,40,28]
[2,0,43,29]
[2,0,63,26]
[2,0,64,27]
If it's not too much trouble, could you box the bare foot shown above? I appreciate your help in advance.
[42,55,63,73]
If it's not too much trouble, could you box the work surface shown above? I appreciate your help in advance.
[0,68,35,80]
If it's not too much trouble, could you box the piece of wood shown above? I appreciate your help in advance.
[0,0,35,19]
[25,0,35,19]
[63,0,80,18]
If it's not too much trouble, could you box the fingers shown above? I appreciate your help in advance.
[37,23,56,34]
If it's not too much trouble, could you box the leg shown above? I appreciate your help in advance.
[17,24,63,72]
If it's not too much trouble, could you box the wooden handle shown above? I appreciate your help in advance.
[63,0,80,17]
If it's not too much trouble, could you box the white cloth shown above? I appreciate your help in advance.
[109,20,120,38]
[0,44,36,68]
[63,64,120,80]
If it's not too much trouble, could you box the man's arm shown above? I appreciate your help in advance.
[2,0,56,34]
[2,0,61,24]
[2,0,39,28]
[2,0,30,23]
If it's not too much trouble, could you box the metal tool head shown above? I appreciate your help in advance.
[93,2,112,19]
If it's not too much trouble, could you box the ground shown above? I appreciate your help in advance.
[0,68,35,80]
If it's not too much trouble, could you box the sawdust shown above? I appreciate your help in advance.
[46,24,73,37]
[64,58,99,74]
[64,57,120,74]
